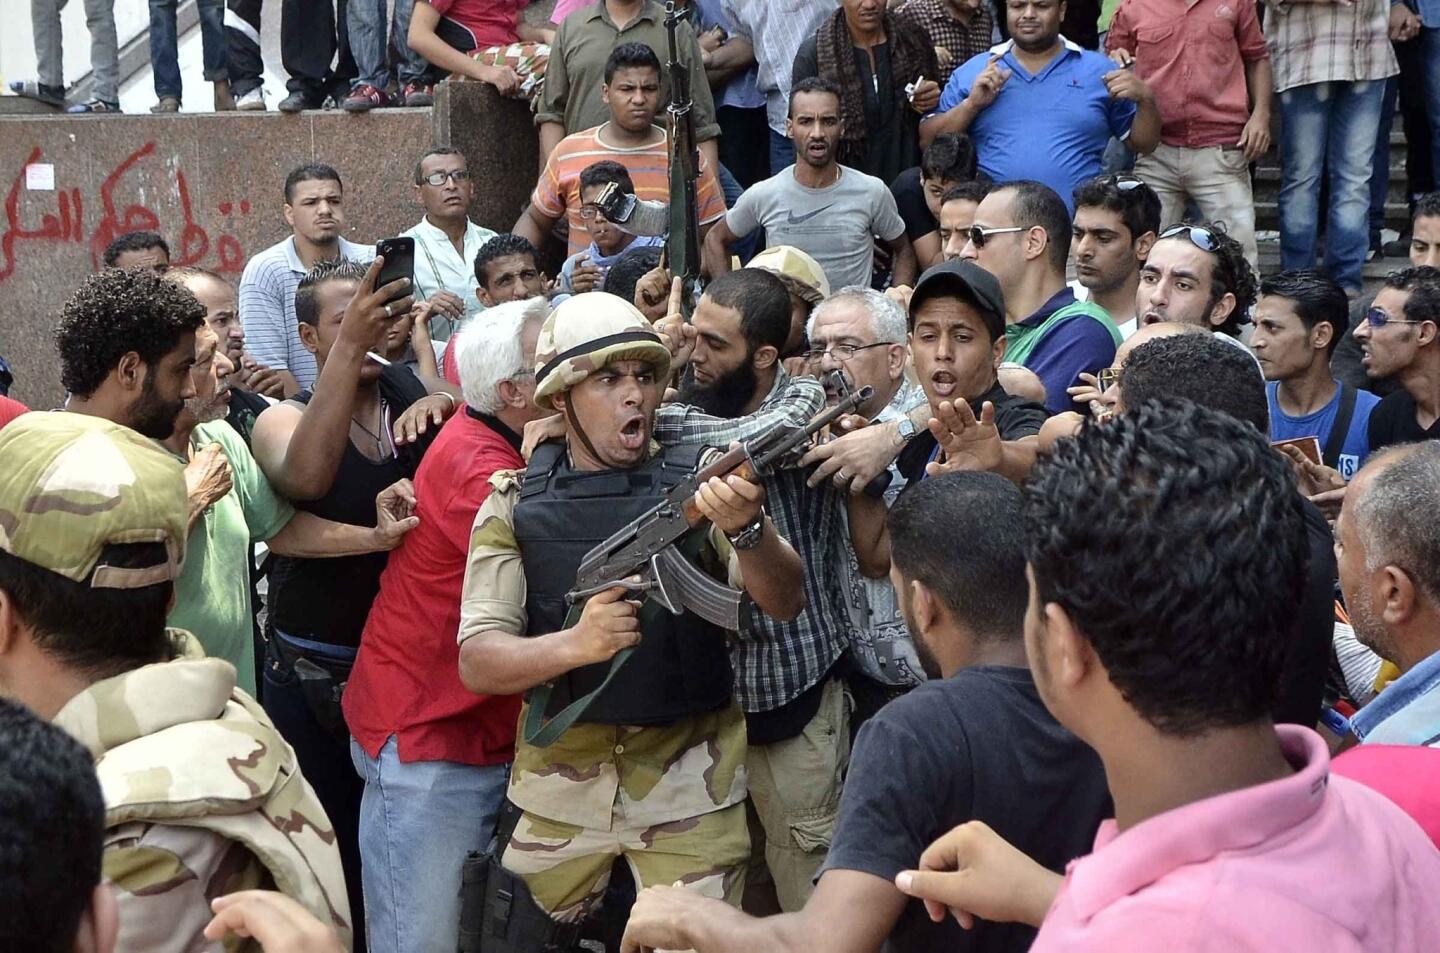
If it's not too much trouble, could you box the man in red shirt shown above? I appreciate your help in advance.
[407,0,554,107]
[343,296,550,953]
[0,395,27,431]
[1106,0,1272,268]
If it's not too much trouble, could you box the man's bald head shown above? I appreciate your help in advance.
[1114,321,1209,366]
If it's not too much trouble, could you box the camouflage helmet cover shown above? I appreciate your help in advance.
[532,292,673,410]
[0,412,187,588]
[745,246,830,306]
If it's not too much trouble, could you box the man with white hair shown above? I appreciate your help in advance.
[805,287,930,719]
[342,297,551,953]
[1337,442,1440,748]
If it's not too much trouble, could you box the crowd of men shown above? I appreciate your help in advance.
[7,0,1440,952]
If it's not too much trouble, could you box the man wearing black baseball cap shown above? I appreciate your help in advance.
[896,261,1050,486]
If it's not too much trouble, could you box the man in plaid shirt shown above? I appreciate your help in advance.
[1266,0,1400,293]
[894,0,997,86]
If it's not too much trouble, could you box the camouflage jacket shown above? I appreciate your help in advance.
[54,631,353,952]
[459,468,748,830]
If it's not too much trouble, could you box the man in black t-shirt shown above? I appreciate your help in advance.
[1357,267,1440,451]
[890,133,980,271]
[619,471,1110,953]
[896,260,1049,486]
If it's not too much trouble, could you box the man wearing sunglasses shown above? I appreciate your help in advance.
[1359,266,1440,451]
[960,181,1121,415]
[402,148,498,345]
[1135,222,1257,348]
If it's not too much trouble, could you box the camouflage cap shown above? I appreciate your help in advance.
[533,292,672,410]
[745,246,830,306]
[0,412,187,588]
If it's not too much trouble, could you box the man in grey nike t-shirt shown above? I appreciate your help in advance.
[704,77,915,291]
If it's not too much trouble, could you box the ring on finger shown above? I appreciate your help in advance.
[383,302,394,318]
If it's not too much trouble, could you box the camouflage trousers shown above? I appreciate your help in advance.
[501,801,749,922]
[467,42,550,108]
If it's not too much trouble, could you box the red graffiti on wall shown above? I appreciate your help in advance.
[0,142,252,282]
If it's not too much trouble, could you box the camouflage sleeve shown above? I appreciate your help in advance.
[105,822,271,953]
[706,524,743,589]
[458,470,527,644]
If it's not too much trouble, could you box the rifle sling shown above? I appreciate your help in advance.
[522,602,636,748]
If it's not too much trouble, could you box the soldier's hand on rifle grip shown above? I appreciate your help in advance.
[693,475,765,535]
[567,585,643,666]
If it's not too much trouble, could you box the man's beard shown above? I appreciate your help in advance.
[677,360,759,419]
[1348,584,1399,666]
[185,388,230,425]
[130,375,183,439]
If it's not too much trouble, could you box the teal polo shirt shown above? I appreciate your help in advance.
[932,39,1137,210]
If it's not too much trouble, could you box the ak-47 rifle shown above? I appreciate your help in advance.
[664,0,702,318]
[521,385,875,746]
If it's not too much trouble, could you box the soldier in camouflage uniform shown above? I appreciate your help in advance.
[0,412,351,952]
[456,293,808,925]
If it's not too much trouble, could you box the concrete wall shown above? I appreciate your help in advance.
[0,83,536,408]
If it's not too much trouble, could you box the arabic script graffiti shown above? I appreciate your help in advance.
[1,141,251,282]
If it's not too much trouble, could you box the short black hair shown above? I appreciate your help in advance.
[474,234,539,287]
[413,146,466,185]
[1119,333,1268,432]
[887,472,1027,640]
[1022,399,1308,735]
[701,268,791,354]
[942,181,991,206]
[604,42,662,84]
[102,230,170,268]
[604,245,664,306]
[1259,269,1349,357]
[283,162,343,204]
[55,268,205,398]
[579,159,636,196]
[1163,221,1256,336]
[0,545,175,680]
[998,180,1071,272]
[789,76,842,114]
[0,697,106,953]
[1382,265,1440,325]
[1072,174,1162,242]
[294,258,368,327]
[920,134,978,184]
[1414,191,1440,222]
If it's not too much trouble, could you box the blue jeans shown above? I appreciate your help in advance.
[769,128,796,177]
[349,736,510,953]
[1278,79,1385,292]
[148,0,227,99]
[348,0,427,90]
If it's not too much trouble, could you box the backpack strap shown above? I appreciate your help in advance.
[1322,383,1358,470]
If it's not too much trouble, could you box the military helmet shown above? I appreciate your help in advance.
[746,246,830,305]
[532,292,672,410]
[0,412,188,588]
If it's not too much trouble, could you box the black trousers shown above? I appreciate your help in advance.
[224,0,264,96]
[717,104,771,191]
[280,0,356,98]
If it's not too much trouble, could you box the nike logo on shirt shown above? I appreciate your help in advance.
[785,205,835,225]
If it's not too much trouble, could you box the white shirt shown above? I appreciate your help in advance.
[401,216,498,341]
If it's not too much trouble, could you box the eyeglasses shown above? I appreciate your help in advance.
[1097,366,1121,391]
[578,204,610,221]
[804,342,892,362]
[1160,224,1218,251]
[421,169,471,186]
[967,224,1026,249]
[1364,307,1426,329]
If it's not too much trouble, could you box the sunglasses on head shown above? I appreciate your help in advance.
[1160,224,1219,251]
[967,224,1026,249]
[1365,307,1425,329]
[1097,366,1121,391]
[1110,175,1145,192]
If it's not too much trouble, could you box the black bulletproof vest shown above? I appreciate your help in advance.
[512,442,734,726]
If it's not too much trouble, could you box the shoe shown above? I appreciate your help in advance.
[8,79,65,107]
[235,87,267,111]
[213,79,235,111]
[342,83,392,112]
[403,82,434,107]
[66,99,120,114]
[278,90,320,113]
[150,96,181,113]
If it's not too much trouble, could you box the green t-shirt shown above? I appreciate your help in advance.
[167,420,294,696]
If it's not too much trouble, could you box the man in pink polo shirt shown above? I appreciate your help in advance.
[892,399,1440,951]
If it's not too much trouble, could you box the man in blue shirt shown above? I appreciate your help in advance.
[919,0,1161,209]
[1338,442,1440,748]
[960,180,1120,413]
[1253,269,1380,480]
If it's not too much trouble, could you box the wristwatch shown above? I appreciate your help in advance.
[726,511,766,550]
[895,416,919,442]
